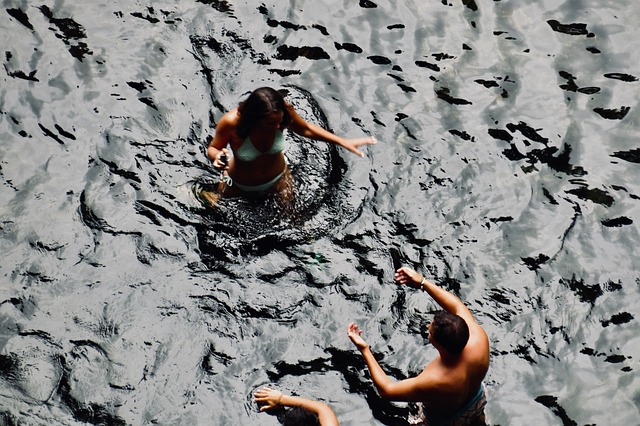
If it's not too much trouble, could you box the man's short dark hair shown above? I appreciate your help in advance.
[431,311,469,355]
[282,406,320,426]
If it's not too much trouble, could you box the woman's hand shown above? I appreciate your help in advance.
[347,322,370,351]
[211,148,230,170]
[341,137,377,157]
[254,387,284,411]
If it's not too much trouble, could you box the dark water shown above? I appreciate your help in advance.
[1,1,639,425]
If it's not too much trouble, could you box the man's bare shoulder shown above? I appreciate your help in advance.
[414,361,476,410]
[416,361,464,390]
[466,324,490,361]
[415,371,465,403]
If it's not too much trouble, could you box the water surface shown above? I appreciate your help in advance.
[1,0,639,424]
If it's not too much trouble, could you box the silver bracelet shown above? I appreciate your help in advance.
[420,276,427,288]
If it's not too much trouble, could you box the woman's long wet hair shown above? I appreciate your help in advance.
[236,87,291,139]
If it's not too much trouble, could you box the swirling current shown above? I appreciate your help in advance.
[1,1,639,425]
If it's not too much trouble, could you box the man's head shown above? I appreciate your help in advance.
[282,406,320,426]
[429,311,469,355]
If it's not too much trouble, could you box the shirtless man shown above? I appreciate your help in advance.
[347,267,490,425]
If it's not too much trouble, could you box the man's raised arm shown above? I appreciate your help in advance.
[394,267,475,325]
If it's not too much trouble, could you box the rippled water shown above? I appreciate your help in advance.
[1,1,639,425]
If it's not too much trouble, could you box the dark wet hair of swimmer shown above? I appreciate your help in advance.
[237,87,292,139]
[281,406,321,426]
[431,310,470,355]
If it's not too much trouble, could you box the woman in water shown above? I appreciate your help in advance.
[206,87,375,198]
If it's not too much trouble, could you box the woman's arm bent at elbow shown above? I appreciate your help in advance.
[207,113,235,168]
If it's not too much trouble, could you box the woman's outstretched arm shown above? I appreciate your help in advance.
[285,103,376,157]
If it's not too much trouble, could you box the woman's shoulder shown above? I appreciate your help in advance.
[284,101,296,114]
[283,102,304,128]
[219,108,240,126]
[214,109,241,143]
